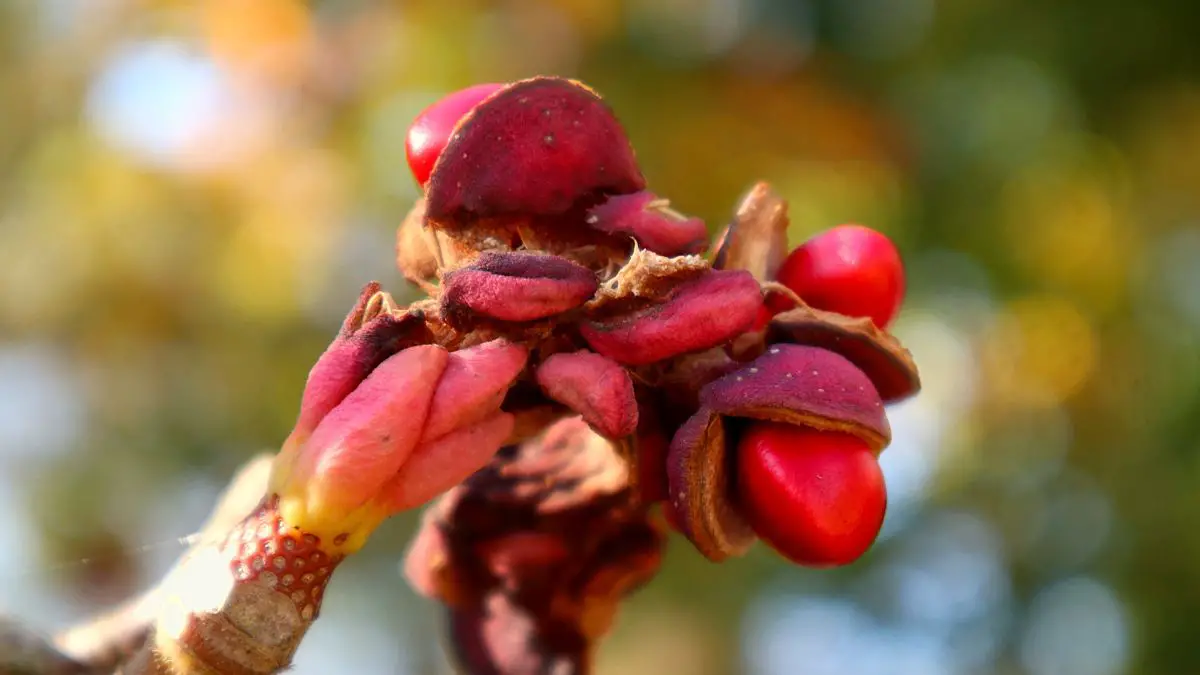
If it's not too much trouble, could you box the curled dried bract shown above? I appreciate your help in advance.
[712,182,790,281]
[396,198,439,290]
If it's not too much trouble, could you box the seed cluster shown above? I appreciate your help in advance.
[385,76,922,565]
[391,75,924,672]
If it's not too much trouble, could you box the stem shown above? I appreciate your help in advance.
[122,495,345,675]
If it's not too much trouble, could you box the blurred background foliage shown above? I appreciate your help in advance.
[1,0,1199,673]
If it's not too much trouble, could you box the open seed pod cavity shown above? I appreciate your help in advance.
[666,343,891,561]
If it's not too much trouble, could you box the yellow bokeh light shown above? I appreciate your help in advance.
[982,294,1098,411]
[1001,138,1140,316]
[201,0,312,83]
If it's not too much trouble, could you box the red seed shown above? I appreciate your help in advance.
[775,225,906,329]
[406,83,505,188]
[736,421,886,567]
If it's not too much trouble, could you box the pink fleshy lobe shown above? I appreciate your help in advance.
[298,345,449,516]
[580,269,763,366]
[586,191,708,256]
[421,339,529,443]
[441,252,599,327]
[425,77,645,222]
[535,350,638,439]
[292,283,432,441]
[384,412,515,513]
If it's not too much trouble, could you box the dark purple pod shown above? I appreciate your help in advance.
[426,77,646,224]
[666,344,891,562]
[767,305,921,403]
[585,191,709,257]
[580,269,762,366]
[700,343,891,448]
[536,350,638,440]
[440,251,598,328]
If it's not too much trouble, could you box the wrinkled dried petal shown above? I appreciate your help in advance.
[449,594,571,675]
[701,343,891,451]
[536,351,638,439]
[441,251,599,328]
[768,306,921,403]
[403,417,663,674]
[384,412,516,512]
[426,77,645,223]
[487,419,629,513]
[712,182,790,281]
[585,191,708,256]
[665,407,756,561]
[581,269,762,366]
[575,522,663,636]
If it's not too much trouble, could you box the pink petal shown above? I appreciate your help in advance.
[535,351,638,439]
[383,412,515,512]
[293,283,432,439]
[299,345,449,515]
[421,340,529,443]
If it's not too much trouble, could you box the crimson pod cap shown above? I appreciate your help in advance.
[425,77,646,223]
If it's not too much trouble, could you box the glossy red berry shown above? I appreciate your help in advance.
[774,225,905,328]
[406,83,505,188]
[750,304,772,332]
[736,421,886,567]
